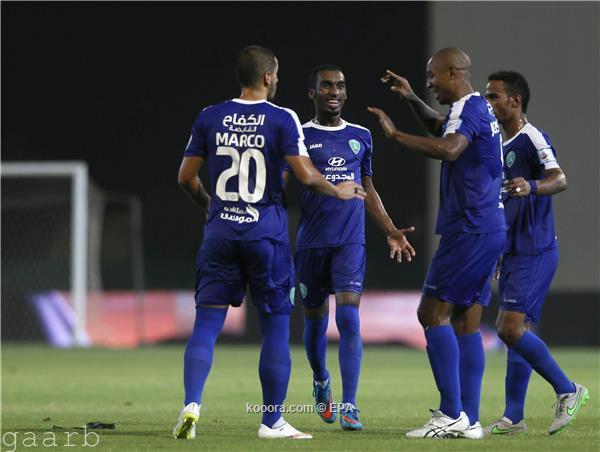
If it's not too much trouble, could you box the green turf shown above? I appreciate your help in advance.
[2,345,599,451]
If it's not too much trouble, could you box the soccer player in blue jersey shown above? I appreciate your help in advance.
[484,71,588,436]
[283,65,416,432]
[369,48,506,439]
[173,46,366,440]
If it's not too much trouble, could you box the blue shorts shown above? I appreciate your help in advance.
[195,238,294,315]
[294,244,365,309]
[423,231,505,307]
[498,248,559,323]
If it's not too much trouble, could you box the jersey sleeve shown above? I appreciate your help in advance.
[529,130,560,170]
[443,101,478,143]
[361,131,374,177]
[280,108,309,157]
[184,108,209,158]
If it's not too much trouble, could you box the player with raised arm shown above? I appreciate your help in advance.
[284,65,415,432]
[484,71,588,436]
[368,48,506,439]
[173,46,365,441]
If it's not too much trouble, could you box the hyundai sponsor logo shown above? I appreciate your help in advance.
[328,157,346,167]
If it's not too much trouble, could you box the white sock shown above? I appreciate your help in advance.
[271,417,285,429]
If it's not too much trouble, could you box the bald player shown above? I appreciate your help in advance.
[369,48,506,439]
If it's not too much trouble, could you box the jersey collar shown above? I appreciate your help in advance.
[503,123,533,146]
[452,91,480,107]
[304,119,347,131]
[231,98,267,104]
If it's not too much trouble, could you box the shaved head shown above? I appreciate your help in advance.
[426,47,474,104]
[430,47,471,79]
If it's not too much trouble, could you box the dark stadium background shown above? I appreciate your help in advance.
[2,2,427,288]
[3,2,598,345]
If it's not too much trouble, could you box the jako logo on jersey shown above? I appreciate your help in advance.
[309,143,323,150]
[328,157,346,167]
[506,151,516,167]
[348,139,361,154]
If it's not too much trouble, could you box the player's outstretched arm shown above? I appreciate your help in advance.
[367,107,468,161]
[285,155,366,200]
[381,70,445,136]
[505,168,567,198]
[362,176,416,263]
[178,156,211,215]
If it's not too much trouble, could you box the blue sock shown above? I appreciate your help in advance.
[258,312,291,428]
[503,348,532,423]
[425,325,462,419]
[303,316,329,382]
[511,331,575,395]
[457,332,485,424]
[336,305,362,406]
[183,306,228,405]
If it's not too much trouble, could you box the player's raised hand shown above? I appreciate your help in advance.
[387,227,416,263]
[505,177,531,197]
[335,181,366,200]
[381,70,415,99]
[367,107,398,139]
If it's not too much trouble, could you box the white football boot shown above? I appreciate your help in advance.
[258,417,312,439]
[172,402,200,439]
[459,421,484,439]
[406,410,469,439]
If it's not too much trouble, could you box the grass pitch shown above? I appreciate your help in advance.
[2,344,599,451]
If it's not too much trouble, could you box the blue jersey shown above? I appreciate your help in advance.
[501,123,560,255]
[436,92,506,234]
[184,99,307,242]
[285,120,372,248]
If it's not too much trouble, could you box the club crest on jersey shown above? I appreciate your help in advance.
[506,151,516,168]
[348,139,361,154]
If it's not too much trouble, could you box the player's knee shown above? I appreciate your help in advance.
[417,308,430,328]
[304,304,328,320]
[417,296,452,328]
[496,321,523,346]
[417,306,449,328]
[335,292,360,307]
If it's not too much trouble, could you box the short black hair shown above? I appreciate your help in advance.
[235,46,277,88]
[488,70,531,113]
[308,64,343,89]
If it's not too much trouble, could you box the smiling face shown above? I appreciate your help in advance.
[309,70,347,117]
[425,57,453,105]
